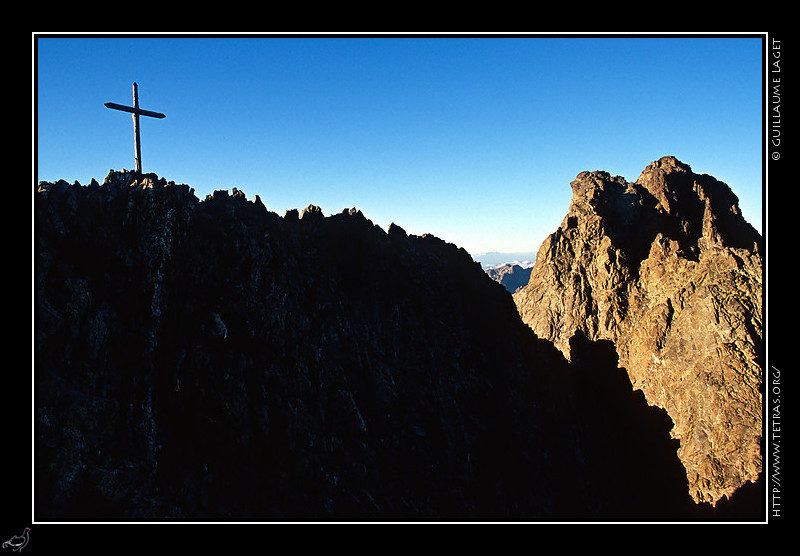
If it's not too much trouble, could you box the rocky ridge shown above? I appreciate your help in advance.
[513,156,763,506]
[33,168,761,521]
[485,263,533,294]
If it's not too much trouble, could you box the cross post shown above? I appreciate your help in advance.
[105,82,166,174]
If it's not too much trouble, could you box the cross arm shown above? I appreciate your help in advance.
[104,102,166,119]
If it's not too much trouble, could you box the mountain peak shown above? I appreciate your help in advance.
[562,156,759,264]
[640,154,693,174]
[515,157,763,507]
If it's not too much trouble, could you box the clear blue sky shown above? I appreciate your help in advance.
[35,34,764,257]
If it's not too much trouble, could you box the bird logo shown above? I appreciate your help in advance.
[2,528,29,552]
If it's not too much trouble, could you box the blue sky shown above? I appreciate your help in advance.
[35,34,764,257]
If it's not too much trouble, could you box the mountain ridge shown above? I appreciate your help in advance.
[485,263,533,294]
[33,165,763,520]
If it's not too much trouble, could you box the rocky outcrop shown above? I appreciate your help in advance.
[35,169,740,521]
[514,156,763,507]
[485,263,533,294]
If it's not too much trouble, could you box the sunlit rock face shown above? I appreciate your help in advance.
[514,156,763,506]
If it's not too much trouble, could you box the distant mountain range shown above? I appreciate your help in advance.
[473,251,537,270]
[484,264,533,294]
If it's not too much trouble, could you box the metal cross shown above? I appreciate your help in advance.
[105,82,165,174]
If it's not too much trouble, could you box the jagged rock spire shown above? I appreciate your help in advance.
[514,156,763,506]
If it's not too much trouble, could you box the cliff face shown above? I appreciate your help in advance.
[34,170,728,521]
[513,156,763,506]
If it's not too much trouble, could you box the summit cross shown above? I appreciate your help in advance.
[105,82,166,174]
